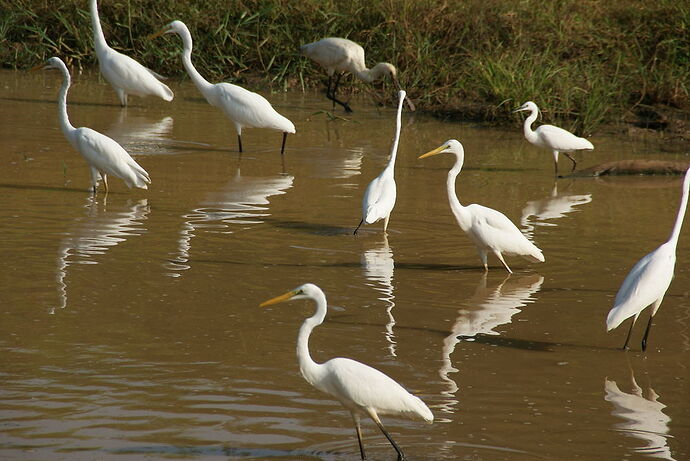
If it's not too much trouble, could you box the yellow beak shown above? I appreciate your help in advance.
[148,28,168,40]
[29,62,45,72]
[259,290,298,307]
[418,144,448,159]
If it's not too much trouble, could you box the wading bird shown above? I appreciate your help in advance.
[300,37,415,113]
[354,90,405,235]
[260,283,433,461]
[150,21,295,154]
[36,57,151,193]
[514,101,593,176]
[90,0,173,106]
[606,167,690,351]
[418,140,544,273]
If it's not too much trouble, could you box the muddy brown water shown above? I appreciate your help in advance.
[1,69,688,460]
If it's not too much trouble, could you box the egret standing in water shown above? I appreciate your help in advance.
[36,57,151,193]
[606,167,690,351]
[514,101,593,176]
[90,0,173,106]
[150,21,295,154]
[418,140,544,273]
[300,37,415,113]
[354,90,405,235]
[260,283,433,461]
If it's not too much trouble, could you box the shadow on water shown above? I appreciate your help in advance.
[0,182,126,194]
[0,96,147,109]
[109,445,339,459]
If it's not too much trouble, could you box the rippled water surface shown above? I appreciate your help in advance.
[1,69,689,460]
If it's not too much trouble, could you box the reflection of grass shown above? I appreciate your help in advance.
[5,0,688,133]
[310,110,356,122]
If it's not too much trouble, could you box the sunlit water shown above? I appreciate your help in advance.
[1,69,689,460]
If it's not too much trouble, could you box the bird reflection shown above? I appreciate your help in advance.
[106,111,174,155]
[521,181,592,237]
[52,196,150,313]
[605,369,675,460]
[361,234,396,356]
[167,166,294,274]
[438,273,544,415]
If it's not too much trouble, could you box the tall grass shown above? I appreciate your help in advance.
[2,0,688,134]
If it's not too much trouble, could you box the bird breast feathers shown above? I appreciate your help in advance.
[613,245,676,310]
[363,175,396,220]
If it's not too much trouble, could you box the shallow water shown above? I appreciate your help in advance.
[1,69,689,460]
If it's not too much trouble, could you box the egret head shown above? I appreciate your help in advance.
[418,139,464,160]
[514,101,538,113]
[149,20,186,40]
[260,283,321,307]
[31,56,65,72]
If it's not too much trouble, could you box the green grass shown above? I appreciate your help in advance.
[2,0,688,134]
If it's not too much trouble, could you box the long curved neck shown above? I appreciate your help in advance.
[56,64,76,137]
[383,96,404,174]
[447,156,471,230]
[354,62,388,83]
[176,27,213,94]
[669,170,690,247]
[522,107,539,144]
[90,0,108,52]
[297,292,327,384]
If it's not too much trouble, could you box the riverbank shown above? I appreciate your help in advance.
[3,0,688,137]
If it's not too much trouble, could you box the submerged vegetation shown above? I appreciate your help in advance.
[2,0,689,134]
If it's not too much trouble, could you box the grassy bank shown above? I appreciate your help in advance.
[2,0,689,134]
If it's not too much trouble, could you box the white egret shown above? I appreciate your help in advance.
[300,37,415,113]
[606,167,690,351]
[150,21,295,154]
[353,90,405,235]
[90,0,173,106]
[36,57,151,193]
[418,140,545,273]
[260,283,433,461]
[514,101,594,176]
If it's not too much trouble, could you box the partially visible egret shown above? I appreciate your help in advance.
[36,57,151,193]
[90,0,173,106]
[514,101,594,176]
[606,167,690,351]
[300,37,415,113]
[260,283,433,461]
[354,90,405,235]
[150,21,295,154]
[418,140,544,273]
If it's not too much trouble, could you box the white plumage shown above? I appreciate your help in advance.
[354,90,405,235]
[40,57,150,193]
[418,139,544,273]
[90,0,173,106]
[606,167,690,351]
[150,20,295,154]
[260,283,432,461]
[515,101,593,176]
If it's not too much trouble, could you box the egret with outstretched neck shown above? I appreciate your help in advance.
[606,167,690,351]
[260,283,433,461]
[418,139,544,273]
[514,101,593,176]
[301,37,415,113]
[354,90,405,235]
[90,0,173,106]
[150,21,295,154]
[35,57,151,193]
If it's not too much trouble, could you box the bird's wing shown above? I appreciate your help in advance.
[100,50,172,99]
[537,125,593,151]
[214,83,294,132]
[363,174,396,223]
[467,205,532,250]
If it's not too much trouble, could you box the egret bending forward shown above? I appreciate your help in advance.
[607,167,690,351]
[150,21,295,154]
[90,0,172,106]
[300,37,414,113]
[37,57,150,193]
[354,90,405,235]
[418,140,544,273]
[514,101,593,176]
[260,283,433,461]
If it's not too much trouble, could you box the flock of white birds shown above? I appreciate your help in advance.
[32,2,688,459]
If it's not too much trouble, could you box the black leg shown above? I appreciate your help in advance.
[354,418,367,460]
[237,134,243,153]
[564,153,577,172]
[280,132,287,155]
[374,419,405,461]
[622,317,636,350]
[326,73,353,113]
[641,314,654,351]
[353,219,363,235]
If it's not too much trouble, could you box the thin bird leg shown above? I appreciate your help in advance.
[641,298,663,351]
[237,134,243,153]
[280,132,288,155]
[352,414,367,460]
[478,250,488,271]
[102,173,109,194]
[372,417,405,461]
[622,314,638,350]
[327,72,353,113]
[383,215,390,234]
[563,153,577,172]
[353,219,364,235]
[553,151,560,177]
[494,252,513,274]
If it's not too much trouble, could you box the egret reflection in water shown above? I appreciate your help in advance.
[106,112,175,155]
[361,234,396,356]
[605,369,675,460]
[438,273,544,415]
[521,181,592,237]
[53,196,150,313]
[167,166,294,274]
